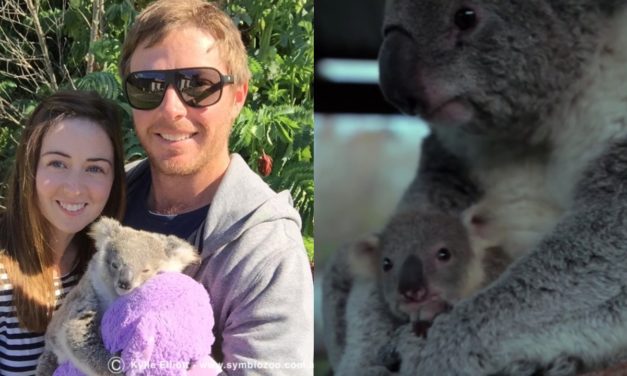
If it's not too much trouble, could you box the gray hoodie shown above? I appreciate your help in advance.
[126,154,314,375]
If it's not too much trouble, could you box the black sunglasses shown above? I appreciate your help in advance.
[124,67,235,110]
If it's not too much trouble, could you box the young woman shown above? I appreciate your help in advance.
[0,90,126,375]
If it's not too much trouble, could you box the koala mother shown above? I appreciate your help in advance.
[324,0,627,375]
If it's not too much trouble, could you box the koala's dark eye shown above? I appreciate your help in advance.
[110,262,119,270]
[454,7,477,31]
[382,257,393,272]
[436,248,452,262]
[142,269,150,274]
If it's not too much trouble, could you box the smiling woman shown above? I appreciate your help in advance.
[36,118,115,246]
[0,90,126,376]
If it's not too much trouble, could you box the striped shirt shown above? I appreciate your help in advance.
[0,268,80,376]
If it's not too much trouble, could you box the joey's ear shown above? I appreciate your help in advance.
[162,236,201,271]
[348,233,381,279]
[89,217,121,251]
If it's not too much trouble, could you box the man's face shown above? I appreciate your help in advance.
[128,27,247,176]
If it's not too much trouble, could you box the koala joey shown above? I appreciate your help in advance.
[328,209,511,374]
[350,210,510,331]
[349,1,627,375]
[36,217,200,376]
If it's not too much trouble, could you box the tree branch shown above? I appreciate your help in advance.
[86,0,104,74]
[23,0,58,91]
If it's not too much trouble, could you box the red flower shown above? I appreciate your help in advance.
[258,152,273,177]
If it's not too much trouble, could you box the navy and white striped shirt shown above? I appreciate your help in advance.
[0,267,80,375]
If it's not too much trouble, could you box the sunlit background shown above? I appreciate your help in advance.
[314,0,429,373]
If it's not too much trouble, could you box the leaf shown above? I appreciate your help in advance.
[0,81,17,99]
[90,38,122,67]
[75,72,121,100]
[303,236,314,265]
[266,161,314,237]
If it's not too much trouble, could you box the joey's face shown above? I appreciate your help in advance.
[105,249,163,296]
[378,212,473,322]
[379,0,605,138]
[90,218,200,297]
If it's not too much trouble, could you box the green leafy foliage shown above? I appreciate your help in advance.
[226,0,314,239]
[74,71,121,100]
[0,0,314,259]
[303,235,314,268]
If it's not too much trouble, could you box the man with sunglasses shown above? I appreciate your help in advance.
[118,1,313,375]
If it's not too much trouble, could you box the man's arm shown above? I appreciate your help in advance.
[218,239,313,376]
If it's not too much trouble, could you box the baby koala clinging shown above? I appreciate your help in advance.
[350,209,510,336]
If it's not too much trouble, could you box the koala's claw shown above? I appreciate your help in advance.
[412,320,432,338]
[376,344,401,373]
[362,365,398,376]
[490,355,584,376]
[542,355,584,376]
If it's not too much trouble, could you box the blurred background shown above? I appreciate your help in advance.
[313,0,429,374]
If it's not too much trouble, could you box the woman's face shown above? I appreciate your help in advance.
[36,117,115,241]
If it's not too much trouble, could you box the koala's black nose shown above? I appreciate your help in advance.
[117,281,131,290]
[398,255,427,301]
[379,28,423,116]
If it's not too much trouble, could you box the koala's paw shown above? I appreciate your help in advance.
[542,355,584,376]
[490,355,583,376]
[392,323,430,374]
[65,311,98,346]
[34,350,58,376]
[376,342,401,373]
[362,365,397,376]
[489,359,542,376]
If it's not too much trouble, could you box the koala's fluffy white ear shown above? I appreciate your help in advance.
[348,233,380,279]
[89,216,121,251]
[161,236,201,272]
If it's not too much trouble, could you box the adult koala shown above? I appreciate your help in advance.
[323,0,627,375]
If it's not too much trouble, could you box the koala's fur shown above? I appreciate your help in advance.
[460,159,563,262]
[328,210,511,374]
[36,217,200,376]
[324,1,627,375]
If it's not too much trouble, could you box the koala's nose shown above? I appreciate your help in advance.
[379,29,423,116]
[398,255,427,302]
[117,280,131,290]
[118,268,132,291]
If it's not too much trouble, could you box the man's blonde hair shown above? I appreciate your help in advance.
[119,0,251,85]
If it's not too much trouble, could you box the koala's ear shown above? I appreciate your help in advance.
[89,217,121,251]
[348,233,381,279]
[162,236,201,272]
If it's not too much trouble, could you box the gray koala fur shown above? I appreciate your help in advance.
[323,0,627,375]
[36,217,200,376]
